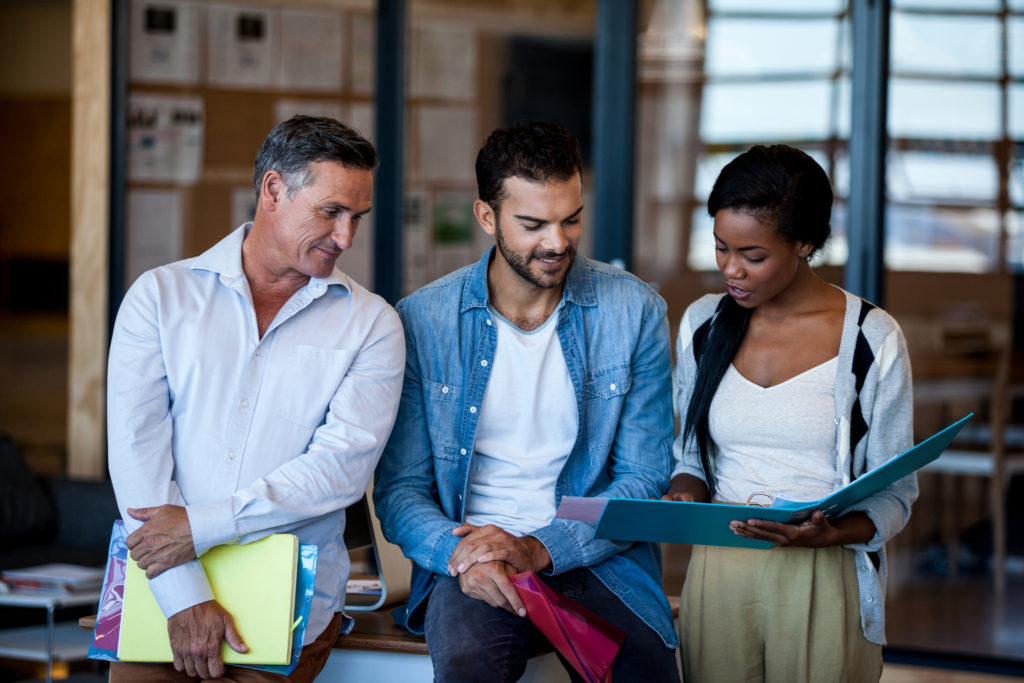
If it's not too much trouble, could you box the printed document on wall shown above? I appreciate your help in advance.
[274,99,346,125]
[126,190,183,286]
[129,0,201,85]
[207,4,275,89]
[277,9,344,91]
[127,93,204,184]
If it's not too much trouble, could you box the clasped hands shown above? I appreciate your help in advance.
[126,505,247,679]
[447,523,551,617]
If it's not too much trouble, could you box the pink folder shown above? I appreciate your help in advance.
[510,571,625,683]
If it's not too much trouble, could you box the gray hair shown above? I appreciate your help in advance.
[253,115,377,198]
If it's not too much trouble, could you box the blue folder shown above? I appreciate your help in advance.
[555,414,972,549]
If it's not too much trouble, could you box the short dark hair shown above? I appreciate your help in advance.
[475,120,582,213]
[708,144,833,258]
[253,115,377,198]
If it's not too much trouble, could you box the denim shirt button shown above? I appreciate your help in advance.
[480,360,488,367]
[460,448,467,455]
[469,406,477,414]
[486,319,492,326]
[609,383,616,390]
[442,385,450,394]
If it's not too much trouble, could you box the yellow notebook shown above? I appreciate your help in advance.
[118,534,298,665]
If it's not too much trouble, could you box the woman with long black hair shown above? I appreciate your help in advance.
[665,145,916,682]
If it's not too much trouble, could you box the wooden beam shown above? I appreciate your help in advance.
[67,0,110,480]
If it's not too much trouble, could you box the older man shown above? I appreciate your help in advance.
[107,116,404,681]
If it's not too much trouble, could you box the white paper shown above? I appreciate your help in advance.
[403,189,431,293]
[126,189,183,285]
[414,106,477,182]
[274,99,346,124]
[433,191,478,277]
[129,0,201,85]
[410,23,477,100]
[338,214,373,291]
[127,93,204,184]
[348,102,374,144]
[350,12,376,95]
[230,186,257,230]
[276,9,344,92]
[206,4,275,89]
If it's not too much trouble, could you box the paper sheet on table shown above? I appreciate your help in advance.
[510,572,624,683]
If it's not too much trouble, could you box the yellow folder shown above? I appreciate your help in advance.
[118,533,298,665]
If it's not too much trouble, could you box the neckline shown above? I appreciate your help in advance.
[729,355,838,391]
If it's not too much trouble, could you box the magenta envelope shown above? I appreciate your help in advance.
[510,571,625,683]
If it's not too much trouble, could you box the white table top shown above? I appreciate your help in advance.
[0,588,101,609]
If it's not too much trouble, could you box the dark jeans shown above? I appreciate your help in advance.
[424,567,680,683]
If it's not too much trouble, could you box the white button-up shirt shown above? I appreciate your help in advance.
[107,225,404,642]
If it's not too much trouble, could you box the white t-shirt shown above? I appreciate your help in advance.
[464,305,578,536]
[711,356,839,505]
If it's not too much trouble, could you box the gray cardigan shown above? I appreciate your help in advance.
[671,288,917,645]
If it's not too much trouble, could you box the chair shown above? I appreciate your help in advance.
[910,317,1024,594]
[342,480,411,611]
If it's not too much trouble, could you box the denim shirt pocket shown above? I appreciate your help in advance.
[584,363,632,452]
[423,378,465,462]
[275,346,356,428]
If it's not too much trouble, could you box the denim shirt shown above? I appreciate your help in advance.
[374,247,678,647]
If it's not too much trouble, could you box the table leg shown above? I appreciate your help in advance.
[46,603,54,683]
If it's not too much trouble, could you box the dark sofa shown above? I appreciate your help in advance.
[0,434,119,630]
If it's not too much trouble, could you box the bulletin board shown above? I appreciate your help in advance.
[123,0,378,289]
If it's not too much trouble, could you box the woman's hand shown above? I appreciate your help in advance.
[730,510,876,547]
[661,474,711,503]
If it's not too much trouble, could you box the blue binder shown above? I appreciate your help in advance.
[555,414,972,549]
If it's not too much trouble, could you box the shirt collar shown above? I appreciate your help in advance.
[460,245,597,314]
[191,223,351,295]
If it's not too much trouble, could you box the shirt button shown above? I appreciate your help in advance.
[609,383,616,391]
[480,360,488,367]
[486,319,492,326]
[254,348,261,356]
[228,450,236,459]
[460,448,467,455]
[442,386,450,394]
[469,406,477,414]
[865,596,874,603]
[240,399,249,408]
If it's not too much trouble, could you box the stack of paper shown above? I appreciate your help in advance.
[1,563,105,594]
[118,534,298,666]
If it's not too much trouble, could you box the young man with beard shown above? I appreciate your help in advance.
[373,120,680,681]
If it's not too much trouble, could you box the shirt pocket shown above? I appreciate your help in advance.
[275,346,356,428]
[584,363,632,451]
[423,378,464,462]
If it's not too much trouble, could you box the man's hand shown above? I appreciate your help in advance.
[457,561,528,617]
[167,600,248,679]
[126,505,197,578]
[447,524,551,577]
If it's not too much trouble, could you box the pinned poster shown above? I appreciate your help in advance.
[207,4,275,89]
[129,0,201,85]
[127,93,204,184]
[276,9,344,91]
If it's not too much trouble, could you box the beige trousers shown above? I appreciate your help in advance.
[679,544,882,683]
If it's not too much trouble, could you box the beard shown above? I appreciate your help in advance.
[494,220,576,290]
